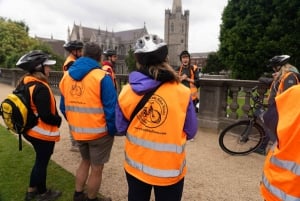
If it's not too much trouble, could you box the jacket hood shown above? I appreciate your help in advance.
[68,57,101,81]
[129,71,161,95]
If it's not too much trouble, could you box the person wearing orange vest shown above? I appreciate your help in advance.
[16,50,62,201]
[178,50,200,113]
[62,40,84,152]
[115,34,198,201]
[62,40,83,71]
[102,49,117,89]
[255,55,299,155]
[261,84,300,200]
[59,42,116,201]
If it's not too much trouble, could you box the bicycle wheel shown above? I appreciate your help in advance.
[219,120,265,155]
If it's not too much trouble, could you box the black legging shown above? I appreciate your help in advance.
[126,171,184,201]
[24,134,55,194]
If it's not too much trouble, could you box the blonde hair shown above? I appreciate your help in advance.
[136,61,180,83]
[279,63,299,79]
[17,72,48,86]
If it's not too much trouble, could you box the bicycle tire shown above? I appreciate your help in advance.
[219,120,265,155]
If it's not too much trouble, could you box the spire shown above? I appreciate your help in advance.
[172,0,182,13]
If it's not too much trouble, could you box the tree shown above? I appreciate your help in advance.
[0,17,63,70]
[125,49,136,73]
[203,52,226,74]
[217,0,300,80]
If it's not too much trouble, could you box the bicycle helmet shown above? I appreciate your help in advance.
[63,40,84,51]
[134,34,168,66]
[179,50,190,61]
[103,49,117,57]
[16,50,56,72]
[267,55,290,68]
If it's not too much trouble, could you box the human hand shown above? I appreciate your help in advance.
[180,74,188,81]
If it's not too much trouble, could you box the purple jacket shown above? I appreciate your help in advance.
[115,71,198,140]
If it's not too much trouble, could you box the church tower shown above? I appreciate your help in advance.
[164,0,189,67]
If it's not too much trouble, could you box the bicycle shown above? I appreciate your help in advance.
[218,86,269,155]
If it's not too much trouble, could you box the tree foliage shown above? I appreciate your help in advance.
[125,49,137,73]
[0,17,63,70]
[202,52,226,74]
[216,0,300,80]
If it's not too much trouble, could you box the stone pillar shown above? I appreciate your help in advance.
[198,78,228,129]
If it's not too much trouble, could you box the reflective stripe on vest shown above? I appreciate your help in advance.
[262,174,300,201]
[66,105,104,114]
[69,124,107,134]
[270,155,300,175]
[127,132,185,154]
[125,152,186,178]
[31,125,60,137]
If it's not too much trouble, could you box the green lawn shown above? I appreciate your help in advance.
[0,125,75,201]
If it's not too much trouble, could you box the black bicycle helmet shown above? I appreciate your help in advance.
[179,50,190,61]
[103,49,117,57]
[16,50,55,72]
[267,55,290,68]
[134,34,168,66]
[63,40,84,51]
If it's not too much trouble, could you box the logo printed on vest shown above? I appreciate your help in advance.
[137,94,167,128]
[70,81,84,97]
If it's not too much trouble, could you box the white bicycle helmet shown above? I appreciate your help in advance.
[134,34,168,66]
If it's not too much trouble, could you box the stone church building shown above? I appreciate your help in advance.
[65,0,206,73]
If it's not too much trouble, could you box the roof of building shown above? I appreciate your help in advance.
[35,36,65,56]
[71,24,147,43]
[190,52,215,59]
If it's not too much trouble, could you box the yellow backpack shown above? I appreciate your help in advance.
[0,81,38,150]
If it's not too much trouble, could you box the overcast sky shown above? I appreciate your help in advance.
[0,0,228,53]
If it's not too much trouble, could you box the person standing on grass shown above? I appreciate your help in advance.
[59,42,116,201]
[115,34,197,201]
[16,50,62,201]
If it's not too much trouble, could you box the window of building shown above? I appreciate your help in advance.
[171,23,174,32]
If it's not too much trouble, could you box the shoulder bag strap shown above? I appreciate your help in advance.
[128,83,163,125]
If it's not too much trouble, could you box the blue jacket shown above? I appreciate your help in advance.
[60,57,117,135]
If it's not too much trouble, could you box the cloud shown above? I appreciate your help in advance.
[0,0,228,52]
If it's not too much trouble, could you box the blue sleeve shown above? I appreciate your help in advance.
[59,95,67,119]
[101,75,117,136]
[184,98,198,140]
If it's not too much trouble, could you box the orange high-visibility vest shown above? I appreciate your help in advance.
[276,72,299,95]
[59,69,108,141]
[178,65,199,100]
[260,85,300,201]
[62,54,76,71]
[24,76,60,141]
[118,82,190,186]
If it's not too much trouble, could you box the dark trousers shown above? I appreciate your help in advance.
[126,171,184,201]
[24,134,55,194]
